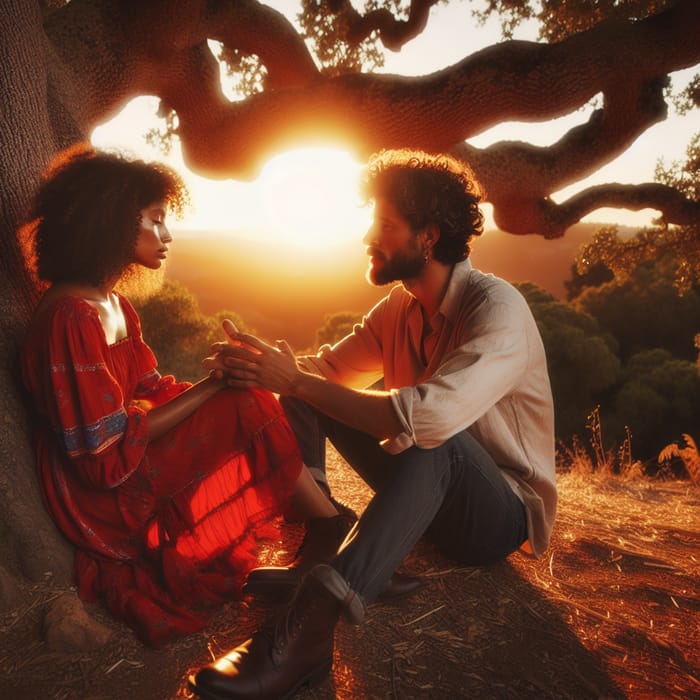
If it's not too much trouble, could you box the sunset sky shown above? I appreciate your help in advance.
[91,1,697,247]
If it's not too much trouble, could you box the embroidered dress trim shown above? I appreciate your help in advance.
[63,408,128,456]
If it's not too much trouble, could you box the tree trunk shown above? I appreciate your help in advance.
[0,0,82,584]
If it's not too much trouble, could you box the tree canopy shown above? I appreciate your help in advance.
[1,0,699,590]
[37,0,700,237]
[574,258,700,362]
[520,273,700,463]
[516,282,620,442]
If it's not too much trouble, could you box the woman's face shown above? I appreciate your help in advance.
[133,200,172,269]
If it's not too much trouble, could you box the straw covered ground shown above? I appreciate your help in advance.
[2,447,699,699]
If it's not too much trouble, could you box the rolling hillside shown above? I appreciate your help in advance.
[166,222,625,349]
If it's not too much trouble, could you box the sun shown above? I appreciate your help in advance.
[91,98,373,249]
[172,146,374,251]
[256,148,371,249]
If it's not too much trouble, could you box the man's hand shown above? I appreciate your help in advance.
[204,322,403,441]
[203,319,303,395]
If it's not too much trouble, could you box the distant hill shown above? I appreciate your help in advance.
[165,234,386,349]
[166,222,633,348]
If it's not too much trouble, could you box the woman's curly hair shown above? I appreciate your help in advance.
[20,144,189,289]
[360,149,485,264]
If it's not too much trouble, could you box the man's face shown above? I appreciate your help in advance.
[363,196,426,286]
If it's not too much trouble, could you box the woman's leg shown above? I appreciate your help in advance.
[288,466,339,520]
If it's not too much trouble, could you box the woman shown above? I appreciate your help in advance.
[19,145,349,647]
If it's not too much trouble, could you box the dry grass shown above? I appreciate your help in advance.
[659,433,700,485]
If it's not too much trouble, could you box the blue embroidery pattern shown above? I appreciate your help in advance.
[63,408,128,456]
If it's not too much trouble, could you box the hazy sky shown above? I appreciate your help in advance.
[92,1,696,242]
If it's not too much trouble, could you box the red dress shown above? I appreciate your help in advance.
[21,294,302,646]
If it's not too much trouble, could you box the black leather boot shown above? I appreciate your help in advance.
[189,565,365,700]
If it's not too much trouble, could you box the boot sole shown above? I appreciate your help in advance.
[187,656,333,700]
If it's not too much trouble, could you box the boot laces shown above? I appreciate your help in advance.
[270,588,310,656]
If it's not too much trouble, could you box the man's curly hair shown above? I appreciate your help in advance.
[360,149,485,264]
[20,144,189,289]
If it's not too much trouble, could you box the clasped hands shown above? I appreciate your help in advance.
[203,319,302,395]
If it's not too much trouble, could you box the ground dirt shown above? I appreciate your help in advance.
[2,448,699,700]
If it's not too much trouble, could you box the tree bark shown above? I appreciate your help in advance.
[0,0,76,583]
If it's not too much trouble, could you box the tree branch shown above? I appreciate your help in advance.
[452,76,673,236]
[549,183,700,235]
[46,0,700,234]
[44,0,319,128]
[199,0,319,89]
[327,0,440,52]
[161,0,700,184]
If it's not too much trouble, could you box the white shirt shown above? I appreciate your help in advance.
[302,259,557,557]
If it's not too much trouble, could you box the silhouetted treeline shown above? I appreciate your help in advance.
[521,254,700,463]
[134,279,250,382]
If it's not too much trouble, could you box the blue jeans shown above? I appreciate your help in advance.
[280,396,528,605]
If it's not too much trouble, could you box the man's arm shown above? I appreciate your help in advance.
[204,324,403,442]
[287,370,403,442]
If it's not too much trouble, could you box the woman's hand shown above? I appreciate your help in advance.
[204,321,403,441]
[146,375,225,441]
[203,319,303,395]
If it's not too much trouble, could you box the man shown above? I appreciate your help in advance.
[190,149,557,700]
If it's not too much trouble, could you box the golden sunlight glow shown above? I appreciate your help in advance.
[255,148,370,248]
[91,99,372,249]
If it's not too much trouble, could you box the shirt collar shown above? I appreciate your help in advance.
[438,258,473,323]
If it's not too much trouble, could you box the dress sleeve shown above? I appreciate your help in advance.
[120,295,192,409]
[44,300,150,489]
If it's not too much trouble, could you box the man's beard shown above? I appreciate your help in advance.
[366,245,425,286]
